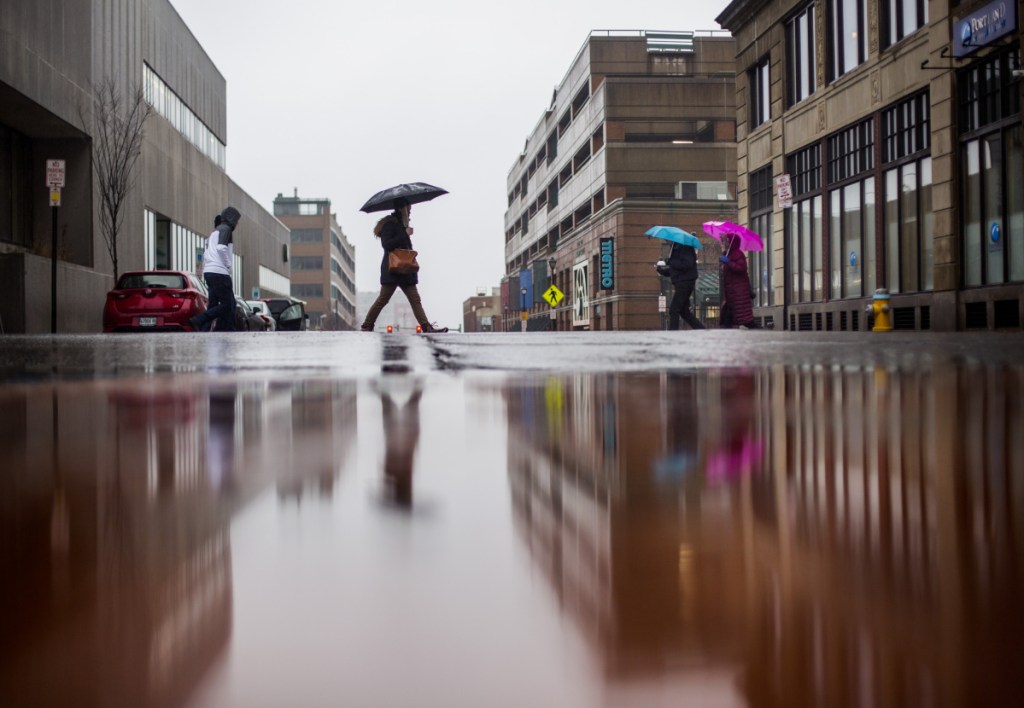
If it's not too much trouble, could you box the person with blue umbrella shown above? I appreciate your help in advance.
[646,226,705,330]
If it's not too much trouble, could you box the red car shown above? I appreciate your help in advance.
[103,270,208,332]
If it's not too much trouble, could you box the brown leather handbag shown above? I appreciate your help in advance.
[387,248,420,274]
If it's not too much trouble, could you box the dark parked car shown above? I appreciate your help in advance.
[103,270,208,332]
[260,298,308,331]
[246,300,277,331]
[234,296,267,331]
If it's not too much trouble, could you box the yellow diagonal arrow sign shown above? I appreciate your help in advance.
[542,285,564,307]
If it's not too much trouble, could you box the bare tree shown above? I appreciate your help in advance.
[81,77,152,281]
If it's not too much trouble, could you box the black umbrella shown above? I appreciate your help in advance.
[359,182,449,213]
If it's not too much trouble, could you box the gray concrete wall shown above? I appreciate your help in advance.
[0,252,113,333]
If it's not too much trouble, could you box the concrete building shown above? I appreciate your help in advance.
[463,288,501,332]
[0,0,291,334]
[716,0,1023,331]
[273,192,357,330]
[502,30,737,332]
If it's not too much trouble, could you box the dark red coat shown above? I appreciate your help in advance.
[721,243,753,326]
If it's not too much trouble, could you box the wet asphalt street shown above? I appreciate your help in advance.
[1,330,1023,708]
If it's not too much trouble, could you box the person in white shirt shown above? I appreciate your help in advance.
[189,206,240,332]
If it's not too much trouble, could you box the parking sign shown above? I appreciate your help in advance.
[46,159,66,188]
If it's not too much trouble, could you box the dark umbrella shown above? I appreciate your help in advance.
[359,182,449,213]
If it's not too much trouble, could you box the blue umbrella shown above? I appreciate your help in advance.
[645,225,703,249]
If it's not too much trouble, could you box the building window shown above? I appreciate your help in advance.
[830,178,877,299]
[883,92,933,293]
[749,165,774,306]
[292,283,323,298]
[827,0,868,81]
[959,49,1023,287]
[143,63,226,170]
[290,228,323,243]
[786,3,817,106]
[881,0,928,50]
[787,144,823,302]
[292,255,323,270]
[826,119,876,299]
[749,58,770,129]
[827,118,874,184]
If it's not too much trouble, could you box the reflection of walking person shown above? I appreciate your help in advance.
[664,242,705,330]
[190,207,241,332]
[719,236,756,329]
[361,198,447,333]
[381,384,423,508]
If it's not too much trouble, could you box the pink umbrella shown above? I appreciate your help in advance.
[706,437,763,486]
[703,220,764,251]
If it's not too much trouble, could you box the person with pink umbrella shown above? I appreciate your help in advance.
[703,221,763,329]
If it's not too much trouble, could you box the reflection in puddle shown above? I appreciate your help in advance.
[0,361,1021,706]
[0,379,357,707]
[505,365,1024,706]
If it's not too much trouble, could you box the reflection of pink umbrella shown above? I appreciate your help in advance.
[703,220,764,251]
[706,437,763,485]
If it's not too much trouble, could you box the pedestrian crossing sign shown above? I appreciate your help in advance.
[542,285,564,307]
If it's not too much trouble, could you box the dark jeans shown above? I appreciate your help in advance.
[198,273,235,332]
[669,280,704,330]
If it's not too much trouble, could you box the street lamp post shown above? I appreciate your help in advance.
[520,287,528,333]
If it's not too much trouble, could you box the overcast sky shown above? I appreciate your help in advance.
[170,0,728,325]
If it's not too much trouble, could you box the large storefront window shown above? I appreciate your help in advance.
[830,179,876,298]
[749,165,773,306]
[787,144,823,302]
[883,92,932,293]
[959,48,1022,286]
[827,119,875,298]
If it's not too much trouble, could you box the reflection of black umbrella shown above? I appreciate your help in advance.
[359,182,449,213]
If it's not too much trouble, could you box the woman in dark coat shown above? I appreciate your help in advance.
[719,236,755,329]
[665,242,705,330]
[360,198,447,333]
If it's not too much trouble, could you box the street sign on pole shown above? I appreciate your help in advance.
[775,174,792,209]
[47,160,66,332]
[542,284,564,307]
[46,159,66,188]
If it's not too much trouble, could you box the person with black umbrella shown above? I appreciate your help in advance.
[360,198,448,333]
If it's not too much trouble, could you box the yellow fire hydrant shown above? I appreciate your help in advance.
[868,288,892,332]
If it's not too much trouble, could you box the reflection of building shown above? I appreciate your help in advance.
[463,287,501,332]
[0,0,291,333]
[0,378,358,705]
[716,0,1023,331]
[505,363,1024,704]
[357,290,417,332]
[273,191,357,330]
[506,374,750,678]
[502,31,737,332]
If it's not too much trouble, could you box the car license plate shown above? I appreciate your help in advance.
[139,317,157,327]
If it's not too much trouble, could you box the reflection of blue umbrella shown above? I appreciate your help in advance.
[645,225,703,249]
[654,451,698,483]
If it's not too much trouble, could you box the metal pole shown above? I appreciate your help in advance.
[51,205,58,333]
